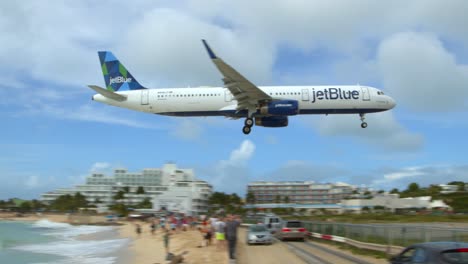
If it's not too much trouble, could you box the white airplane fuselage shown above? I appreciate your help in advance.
[92,85,396,118]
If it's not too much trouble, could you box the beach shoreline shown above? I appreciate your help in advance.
[1,213,229,264]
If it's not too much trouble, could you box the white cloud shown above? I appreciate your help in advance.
[370,164,468,190]
[120,8,274,87]
[380,166,426,181]
[90,162,111,173]
[227,140,255,165]
[378,32,468,111]
[197,140,255,194]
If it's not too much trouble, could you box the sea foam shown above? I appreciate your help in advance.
[32,219,114,238]
[13,219,129,264]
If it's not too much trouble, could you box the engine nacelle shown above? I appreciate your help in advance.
[259,100,299,116]
[255,116,288,127]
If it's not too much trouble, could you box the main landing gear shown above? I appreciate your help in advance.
[359,113,368,128]
[243,118,254,135]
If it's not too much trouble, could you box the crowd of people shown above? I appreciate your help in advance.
[132,213,241,260]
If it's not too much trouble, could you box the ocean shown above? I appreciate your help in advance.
[0,220,130,264]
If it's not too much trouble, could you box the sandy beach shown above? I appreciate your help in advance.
[1,213,229,264]
[118,221,229,264]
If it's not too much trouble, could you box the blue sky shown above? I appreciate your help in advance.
[1,1,468,199]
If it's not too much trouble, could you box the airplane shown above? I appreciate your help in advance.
[88,40,396,134]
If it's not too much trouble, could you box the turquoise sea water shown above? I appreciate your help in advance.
[0,220,129,264]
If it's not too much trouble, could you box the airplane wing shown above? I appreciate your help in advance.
[202,40,272,112]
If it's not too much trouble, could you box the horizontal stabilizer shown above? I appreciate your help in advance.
[88,85,127,102]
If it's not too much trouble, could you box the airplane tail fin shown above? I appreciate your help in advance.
[98,51,146,91]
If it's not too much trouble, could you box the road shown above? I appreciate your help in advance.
[236,228,306,264]
[234,228,387,264]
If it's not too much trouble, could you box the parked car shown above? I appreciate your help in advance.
[275,220,307,241]
[246,224,273,245]
[389,242,468,264]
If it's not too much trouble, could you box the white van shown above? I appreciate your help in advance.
[263,214,282,233]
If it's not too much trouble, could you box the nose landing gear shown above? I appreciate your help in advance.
[360,113,368,128]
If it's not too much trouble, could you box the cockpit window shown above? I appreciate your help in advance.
[377,91,385,95]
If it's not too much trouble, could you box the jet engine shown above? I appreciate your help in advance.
[259,100,299,116]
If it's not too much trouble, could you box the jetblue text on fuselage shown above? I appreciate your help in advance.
[311,88,359,103]
[110,76,132,85]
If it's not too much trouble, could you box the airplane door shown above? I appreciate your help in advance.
[141,89,149,105]
[301,88,309,101]
[361,87,370,101]
[224,89,233,102]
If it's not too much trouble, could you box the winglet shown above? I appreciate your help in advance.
[202,39,217,59]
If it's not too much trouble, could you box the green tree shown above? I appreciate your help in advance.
[246,191,256,204]
[113,190,125,200]
[74,192,88,207]
[30,199,45,210]
[122,186,130,193]
[49,192,89,212]
[283,196,290,204]
[390,188,399,194]
[136,186,145,194]
[19,201,32,212]
[207,192,244,215]
[274,195,281,204]
[136,197,152,209]
[408,182,420,193]
[428,184,442,196]
[110,203,129,216]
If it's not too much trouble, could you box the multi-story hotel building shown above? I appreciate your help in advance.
[41,163,212,216]
[247,181,354,204]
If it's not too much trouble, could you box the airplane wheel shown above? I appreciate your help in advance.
[361,122,368,128]
[242,126,251,135]
[245,118,254,127]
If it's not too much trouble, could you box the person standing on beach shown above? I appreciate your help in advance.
[225,215,240,260]
[163,227,171,255]
[135,223,142,238]
[150,220,157,235]
[215,217,226,250]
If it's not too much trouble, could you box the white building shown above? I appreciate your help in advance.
[438,184,460,194]
[341,193,451,213]
[247,181,356,204]
[41,163,212,216]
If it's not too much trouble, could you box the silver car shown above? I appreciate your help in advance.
[275,220,307,241]
[246,224,273,245]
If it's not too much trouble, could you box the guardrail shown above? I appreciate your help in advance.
[309,232,404,255]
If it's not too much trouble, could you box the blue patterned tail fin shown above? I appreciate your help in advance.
[98,51,146,91]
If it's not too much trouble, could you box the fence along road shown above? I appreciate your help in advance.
[286,240,387,264]
[304,221,468,249]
